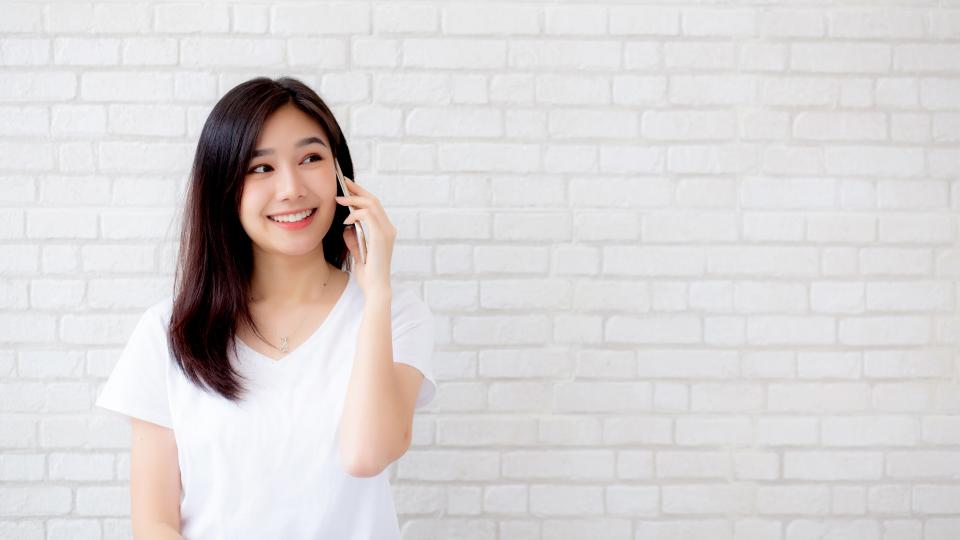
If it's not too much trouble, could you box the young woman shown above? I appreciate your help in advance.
[95,77,437,539]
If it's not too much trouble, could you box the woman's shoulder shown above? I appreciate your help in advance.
[389,283,432,323]
[144,294,175,327]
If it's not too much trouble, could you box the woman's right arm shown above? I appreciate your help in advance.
[130,417,184,540]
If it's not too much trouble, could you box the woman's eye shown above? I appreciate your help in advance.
[247,155,322,174]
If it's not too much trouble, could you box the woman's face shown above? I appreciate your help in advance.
[238,103,337,258]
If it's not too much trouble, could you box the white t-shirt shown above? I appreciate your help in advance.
[95,271,437,540]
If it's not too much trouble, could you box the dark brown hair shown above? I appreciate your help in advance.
[167,76,354,402]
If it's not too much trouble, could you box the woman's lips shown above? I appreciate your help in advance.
[267,208,317,230]
[268,207,314,218]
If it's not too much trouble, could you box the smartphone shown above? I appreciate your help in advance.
[334,157,366,266]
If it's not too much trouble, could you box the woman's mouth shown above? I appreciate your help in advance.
[267,208,316,229]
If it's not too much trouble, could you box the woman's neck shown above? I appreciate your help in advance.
[248,252,338,306]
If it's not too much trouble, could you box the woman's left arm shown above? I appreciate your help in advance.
[335,177,422,477]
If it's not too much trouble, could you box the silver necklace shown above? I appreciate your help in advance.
[261,270,332,354]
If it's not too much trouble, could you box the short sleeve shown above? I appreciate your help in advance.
[95,305,174,429]
[391,289,437,410]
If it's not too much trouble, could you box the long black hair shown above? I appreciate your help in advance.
[168,76,354,402]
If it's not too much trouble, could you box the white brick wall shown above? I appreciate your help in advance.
[0,0,958,538]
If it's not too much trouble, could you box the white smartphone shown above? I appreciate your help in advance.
[334,157,366,266]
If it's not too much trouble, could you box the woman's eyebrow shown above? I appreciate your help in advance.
[252,136,326,158]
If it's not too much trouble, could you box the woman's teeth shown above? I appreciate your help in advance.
[269,208,315,223]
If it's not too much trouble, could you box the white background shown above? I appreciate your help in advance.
[1,1,959,539]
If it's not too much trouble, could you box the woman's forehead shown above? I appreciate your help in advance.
[256,106,329,149]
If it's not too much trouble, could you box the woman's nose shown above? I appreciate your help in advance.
[275,166,305,200]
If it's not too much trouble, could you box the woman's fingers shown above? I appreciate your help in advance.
[337,195,387,223]
[335,194,370,208]
[341,176,376,199]
[343,209,361,224]
[336,195,382,216]
[336,178,391,232]
[344,207,376,226]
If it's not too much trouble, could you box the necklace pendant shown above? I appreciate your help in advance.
[279,336,289,353]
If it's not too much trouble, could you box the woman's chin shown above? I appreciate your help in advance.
[269,237,327,257]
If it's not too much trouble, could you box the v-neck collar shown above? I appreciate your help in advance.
[234,270,355,366]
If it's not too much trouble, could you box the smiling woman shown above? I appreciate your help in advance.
[170,79,357,398]
[237,102,336,263]
[93,76,437,540]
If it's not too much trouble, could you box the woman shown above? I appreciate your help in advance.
[95,76,437,539]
